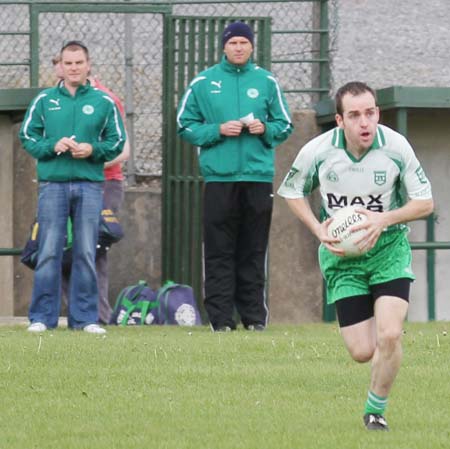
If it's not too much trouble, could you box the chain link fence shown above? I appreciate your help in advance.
[0,0,329,181]
[173,2,324,109]
[0,4,30,88]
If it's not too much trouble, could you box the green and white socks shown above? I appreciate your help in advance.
[364,391,388,416]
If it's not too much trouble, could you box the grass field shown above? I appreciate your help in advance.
[0,322,449,449]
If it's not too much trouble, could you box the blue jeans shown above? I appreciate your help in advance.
[29,181,103,329]
[61,180,124,323]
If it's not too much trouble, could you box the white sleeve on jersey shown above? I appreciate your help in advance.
[277,131,332,199]
[395,133,433,200]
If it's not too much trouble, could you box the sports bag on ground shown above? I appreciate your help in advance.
[154,281,202,326]
[110,280,159,326]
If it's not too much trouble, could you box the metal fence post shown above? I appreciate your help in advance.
[124,12,136,185]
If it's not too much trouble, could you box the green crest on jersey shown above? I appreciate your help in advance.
[326,170,339,182]
[415,166,428,184]
[284,167,299,187]
[374,170,386,186]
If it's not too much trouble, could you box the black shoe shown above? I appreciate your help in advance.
[245,324,265,331]
[214,326,233,333]
[363,413,389,431]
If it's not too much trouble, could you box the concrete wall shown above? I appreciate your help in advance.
[329,0,450,94]
[12,121,38,316]
[107,189,162,302]
[269,111,323,323]
[0,115,14,315]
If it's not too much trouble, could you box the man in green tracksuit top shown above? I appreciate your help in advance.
[177,22,293,332]
[20,40,125,334]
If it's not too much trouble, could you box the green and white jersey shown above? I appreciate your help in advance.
[278,124,432,223]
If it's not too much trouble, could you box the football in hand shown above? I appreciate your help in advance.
[327,206,368,256]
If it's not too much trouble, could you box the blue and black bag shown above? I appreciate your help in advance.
[21,219,72,272]
[21,207,124,270]
[154,281,202,326]
[110,280,159,326]
[97,208,125,251]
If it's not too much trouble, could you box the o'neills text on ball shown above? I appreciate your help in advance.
[331,212,364,239]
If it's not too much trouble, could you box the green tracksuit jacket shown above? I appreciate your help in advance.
[177,56,293,183]
[19,81,126,182]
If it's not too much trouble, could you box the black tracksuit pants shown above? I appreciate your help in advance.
[203,182,273,330]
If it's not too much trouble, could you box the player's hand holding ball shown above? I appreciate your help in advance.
[327,206,369,257]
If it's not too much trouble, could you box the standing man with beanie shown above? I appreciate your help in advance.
[20,41,126,334]
[177,22,293,332]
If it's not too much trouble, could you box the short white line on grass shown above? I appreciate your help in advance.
[37,336,42,354]
[436,334,440,347]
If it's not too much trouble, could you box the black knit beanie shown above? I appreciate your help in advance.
[222,22,254,47]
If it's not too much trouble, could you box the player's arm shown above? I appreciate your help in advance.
[285,197,343,255]
[361,198,434,231]
[353,199,434,252]
[353,140,434,251]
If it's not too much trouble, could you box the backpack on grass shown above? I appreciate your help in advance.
[110,281,159,326]
[154,281,202,326]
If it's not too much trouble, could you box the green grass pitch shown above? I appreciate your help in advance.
[0,322,449,449]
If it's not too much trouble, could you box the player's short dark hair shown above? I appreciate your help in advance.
[335,81,376,116]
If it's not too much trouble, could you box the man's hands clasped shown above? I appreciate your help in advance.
[220,119,265,136]
[54,136,93,159]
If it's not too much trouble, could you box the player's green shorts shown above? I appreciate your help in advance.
[319,230,415,304]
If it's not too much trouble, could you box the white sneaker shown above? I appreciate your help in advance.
[83,324,106,335]
[27,322,47,333]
